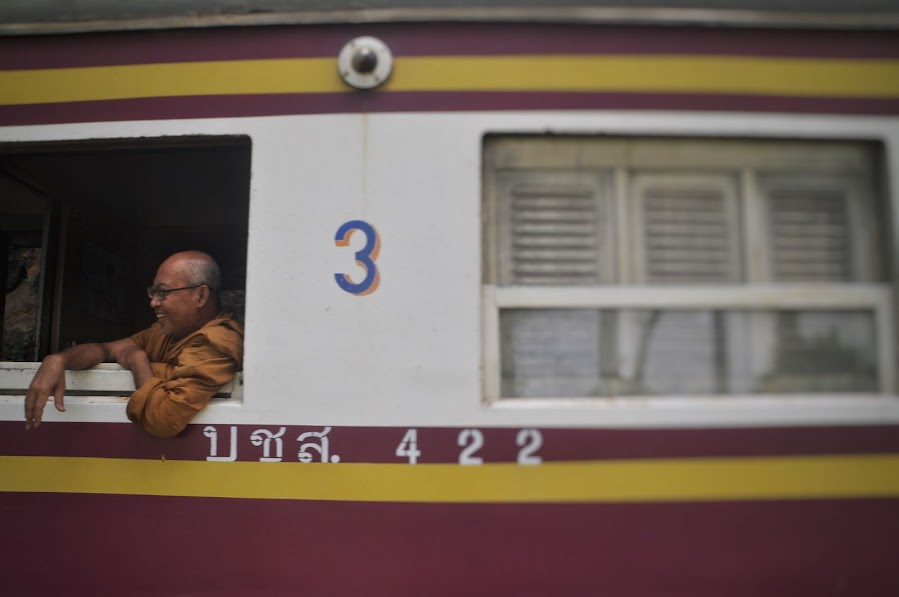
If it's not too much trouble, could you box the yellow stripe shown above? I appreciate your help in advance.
[393,56,899,98]
[0,58,342,105]
[2,454,898,503]
[1,55,897,106]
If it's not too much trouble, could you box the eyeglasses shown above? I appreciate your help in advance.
[146,285,203,301]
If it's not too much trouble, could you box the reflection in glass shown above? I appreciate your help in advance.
[2,248,41,362]
[500,309,878,398]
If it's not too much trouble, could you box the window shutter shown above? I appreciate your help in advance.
[635,176,740,284]
[500,173,610,285]
[768,188,850,282]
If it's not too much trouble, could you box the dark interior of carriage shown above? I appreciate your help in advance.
[0,135,251,361]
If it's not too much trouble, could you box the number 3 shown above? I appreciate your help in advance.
[335,220,380,295]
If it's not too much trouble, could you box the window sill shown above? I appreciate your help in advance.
[0,362,242,398]
[487,394,899,426]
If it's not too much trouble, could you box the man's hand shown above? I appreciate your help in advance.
[112,343,154,389]
[23,339,151,430]
[115,344,146,369]
[23,341,119,430]
[24,354,66,430]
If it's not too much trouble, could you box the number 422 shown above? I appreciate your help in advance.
[396,429,543,466]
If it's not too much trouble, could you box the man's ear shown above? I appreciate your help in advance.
[197,285,210,308]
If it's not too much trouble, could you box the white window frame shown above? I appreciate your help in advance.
[483,285,894,402]
[0,135,250,406]
[482,137,894,404]
[0,362,243,400]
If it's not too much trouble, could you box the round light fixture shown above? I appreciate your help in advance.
[338,36,393,90]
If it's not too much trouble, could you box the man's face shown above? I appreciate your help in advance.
[149,261,203,339]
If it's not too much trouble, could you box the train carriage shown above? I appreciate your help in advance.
[1,1,899,595]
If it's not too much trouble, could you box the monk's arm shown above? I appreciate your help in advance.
[25,337,144,428]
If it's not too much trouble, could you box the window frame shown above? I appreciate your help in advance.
[0,363,243,399]
[482,136,894,404]
[0,134,251,402]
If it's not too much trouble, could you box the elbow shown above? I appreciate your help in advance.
[142,419,186,439]
[140,407,192,438]
[128,382,214,439]
[128,394,192,438]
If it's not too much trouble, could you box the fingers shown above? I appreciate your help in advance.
[33,395,44,428]
[24,389,48,430]
[24,364,67,429]
[24,389,33,429]
[54,384,66,413]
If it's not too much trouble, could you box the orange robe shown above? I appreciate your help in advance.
[126,315,243,438]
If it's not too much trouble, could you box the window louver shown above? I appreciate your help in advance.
[505,179,608,285]
[769,188,850,282]
[642,187,735,283]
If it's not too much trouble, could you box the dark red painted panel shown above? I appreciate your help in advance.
[4,420,899,463]
[1,493,897,596]
[1,24,897,70]
[0,92,897,127]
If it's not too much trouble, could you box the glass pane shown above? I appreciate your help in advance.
[499,308,878,398]
[501,309,601,397]
[3,247,41,362]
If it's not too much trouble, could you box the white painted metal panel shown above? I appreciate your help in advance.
[1,110,898,429]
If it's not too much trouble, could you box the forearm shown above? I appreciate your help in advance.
[47,343,109,371]
[26,337,147,430]
[48,339,152,384]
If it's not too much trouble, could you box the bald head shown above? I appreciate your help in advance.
[159,251,221,307]
[150,251,222,338]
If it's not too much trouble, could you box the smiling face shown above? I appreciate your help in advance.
[149,255,209,339]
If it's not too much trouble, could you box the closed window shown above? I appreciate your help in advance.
[482,137,890,400]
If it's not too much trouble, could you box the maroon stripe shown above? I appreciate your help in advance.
[0,91,897,126]
[2,492,897,596]
[1,24,897,70]
[3,421,899,463]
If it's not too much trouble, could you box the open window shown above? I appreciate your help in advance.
[1,135,251,396]
[483,136,891,401]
